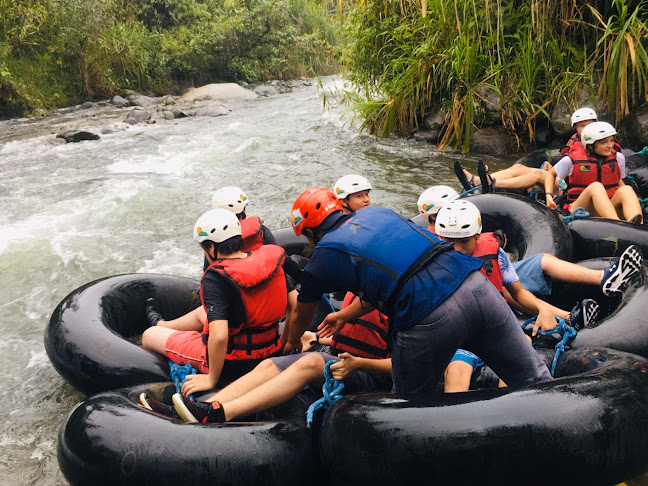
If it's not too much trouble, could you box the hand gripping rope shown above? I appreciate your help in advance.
[521,317,576,377]
[306,360,345,429]
[169,361,197,400]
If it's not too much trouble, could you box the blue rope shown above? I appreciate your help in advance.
[322,293,336,313]
[458,185,483,198]
[562,207,590,224]
[306,360,345,429]
[521,317,576,377]
[169,361,197,400]
[634,146,648,156]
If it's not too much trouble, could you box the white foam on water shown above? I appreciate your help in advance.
[26,350,49,370]
[0,177,152,256]
[0,432,35,447]
[233,138,261,153]
[107,152,198,176]
[137,247,201,278]
[30,439,54,461]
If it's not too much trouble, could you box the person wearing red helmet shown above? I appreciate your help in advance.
[284,187,551,398]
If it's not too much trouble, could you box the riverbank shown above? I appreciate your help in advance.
[0,0,339,118]
[0,79,315,146]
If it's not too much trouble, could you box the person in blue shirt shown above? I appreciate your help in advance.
[284,187,552,398]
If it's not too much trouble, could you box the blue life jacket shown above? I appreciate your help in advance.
[318,207,482,330]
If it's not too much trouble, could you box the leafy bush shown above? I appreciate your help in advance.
[0,0,340,116]
[340,0,648,151]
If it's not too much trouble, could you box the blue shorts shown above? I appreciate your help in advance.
[450,349,484,369]
[512,253,552,297]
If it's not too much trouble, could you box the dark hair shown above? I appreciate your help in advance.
[199,235,244,256]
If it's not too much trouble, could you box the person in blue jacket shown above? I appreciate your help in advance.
[284,187,551,398]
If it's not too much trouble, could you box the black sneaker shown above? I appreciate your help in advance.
[172,393,225,423]
[145,297,164,327]
[567,299,600,331]
[601,245,643,296]
[139,392,178,418]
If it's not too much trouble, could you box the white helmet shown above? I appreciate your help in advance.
[581,121,617,149]
[211,186,249,214]
[334,175,372,199]
[194,208,241,243]
[571,108,598,126]
[435,200,482,238]
[417,186,459,215]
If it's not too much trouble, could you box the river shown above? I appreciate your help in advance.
[0,76,516,484]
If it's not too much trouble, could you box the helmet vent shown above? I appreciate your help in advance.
[223,225,228,231]
[316,203,321,210]
[304,212,309,219]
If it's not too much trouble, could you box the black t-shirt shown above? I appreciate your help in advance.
[202,255,300,328]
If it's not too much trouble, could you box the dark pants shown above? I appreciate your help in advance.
[391,271,551,397]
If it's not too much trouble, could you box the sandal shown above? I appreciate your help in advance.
[477,160,495,193]
[454,161,477,191]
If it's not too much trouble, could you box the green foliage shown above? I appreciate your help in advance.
[0,0,340,116]
[340,0,648,150]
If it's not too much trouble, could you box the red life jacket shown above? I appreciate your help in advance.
[330,292,390,359]
[240,216,264,252]
[200,245,287,360]
[560,133,581,156]
[472,232,503,293]
[332,292,390,359]
[565,145,620,203]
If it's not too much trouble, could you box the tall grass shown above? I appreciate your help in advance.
[341,0,648,151]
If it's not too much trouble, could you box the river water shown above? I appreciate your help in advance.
[0,76,515,484]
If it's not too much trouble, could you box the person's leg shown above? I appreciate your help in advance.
[160,330,209,373]
[463,164,533,184]
[218,352,329,421]
[141,326,177,354]
[569,182,620,219]
[157,306,206,331]
[489,168,547,191]
[391,302,467,398]
[611,185,643,223]
[459,274,552,387]
[444,359,475,393]
[206,358,283,404]
[540,253,603,286]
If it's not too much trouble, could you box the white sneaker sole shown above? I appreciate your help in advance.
[583,301,600,328]
[602,246,643,296]
[172,393,198,423]
[139,393,153,411]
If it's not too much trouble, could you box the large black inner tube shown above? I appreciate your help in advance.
[45,229,326,395]
[45,274,201,395]
[540,258,648,358]
[319,347,648,485]
[568,217,648,259]
[58,382,319,486]
[626,151,648,199]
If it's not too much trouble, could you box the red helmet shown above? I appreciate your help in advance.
[291,187,343,236]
